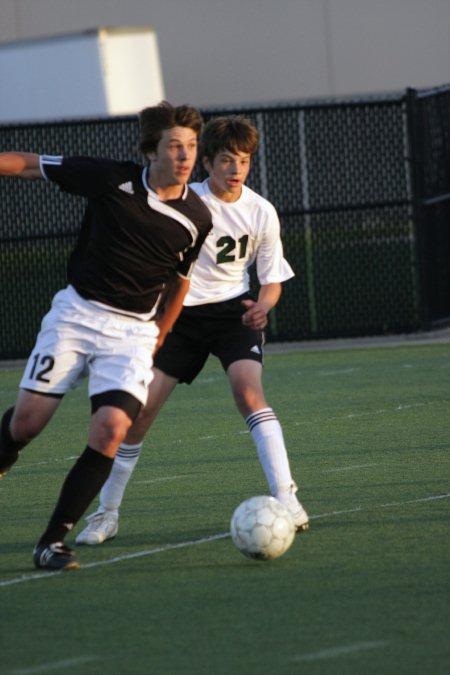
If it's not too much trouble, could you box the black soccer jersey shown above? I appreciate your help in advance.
[40,156,212,315]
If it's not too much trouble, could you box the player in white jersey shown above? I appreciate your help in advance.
[76,115,309,546]
[0,102,212,571]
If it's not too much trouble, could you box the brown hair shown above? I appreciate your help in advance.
[200,116,259,162]
[139,101,203,155]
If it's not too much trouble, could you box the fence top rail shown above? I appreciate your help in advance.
[0,91,409,132]
[202,91,406,115]
[413,83,450,100]
[2,84,449,132]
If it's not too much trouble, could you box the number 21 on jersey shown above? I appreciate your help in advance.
[216,235,249,264]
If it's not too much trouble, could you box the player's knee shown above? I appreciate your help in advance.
[102,420,130,448]
[90,391,142,454]
[90,412,132,455]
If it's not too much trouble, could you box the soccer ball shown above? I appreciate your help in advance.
[230,495,296,560]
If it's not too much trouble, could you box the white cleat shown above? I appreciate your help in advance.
[75,509,119,545]
[276,484,309,532]
[289,505,310,532]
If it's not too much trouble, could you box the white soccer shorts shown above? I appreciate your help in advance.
[20,286,158,406]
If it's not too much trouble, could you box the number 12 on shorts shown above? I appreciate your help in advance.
[28,353,55,382]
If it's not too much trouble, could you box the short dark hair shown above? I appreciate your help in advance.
[200,116,259,162]
[139,101,204,155]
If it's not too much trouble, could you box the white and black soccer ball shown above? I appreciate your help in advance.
[230,495,296,561]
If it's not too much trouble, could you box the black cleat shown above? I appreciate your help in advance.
[0,453,19,479]
[0,462,16,479]
[33,542,81,571]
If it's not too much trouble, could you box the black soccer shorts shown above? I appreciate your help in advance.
[154,294,264,384]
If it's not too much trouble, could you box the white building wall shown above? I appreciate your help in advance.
[0,0,449,112]
[0,28,165,122]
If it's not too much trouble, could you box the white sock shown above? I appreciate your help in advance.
[245,408,294,497]
[99,443,143,512]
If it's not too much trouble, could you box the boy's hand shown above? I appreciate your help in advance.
[241,299,268,330]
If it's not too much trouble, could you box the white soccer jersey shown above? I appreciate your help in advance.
[185,180,294,305]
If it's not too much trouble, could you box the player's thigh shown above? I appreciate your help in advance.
[137,369,178,428]
[125,369,179,444]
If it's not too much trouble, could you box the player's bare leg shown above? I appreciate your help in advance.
[0,389,61,478]
[33,402,134,570]
[75,370,178,545]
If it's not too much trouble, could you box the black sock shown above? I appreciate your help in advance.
[37,446,114,546]
[0,407,27,472]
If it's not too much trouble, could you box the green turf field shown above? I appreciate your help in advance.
[1,343,449,675]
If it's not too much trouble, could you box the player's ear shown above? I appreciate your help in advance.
[202,156,212,173]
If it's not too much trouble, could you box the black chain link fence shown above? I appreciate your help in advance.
[407,85,450,326]
[1,87,449,358]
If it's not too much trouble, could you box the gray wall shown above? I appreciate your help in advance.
[1,0,450,109]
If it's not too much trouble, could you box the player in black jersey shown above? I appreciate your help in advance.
[0,101,212,571]
[76,116,309,547]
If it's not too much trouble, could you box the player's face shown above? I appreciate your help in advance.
[204,150,252,202]
[148,126,198,187]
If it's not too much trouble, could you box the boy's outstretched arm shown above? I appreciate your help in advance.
[0,152,42,179]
